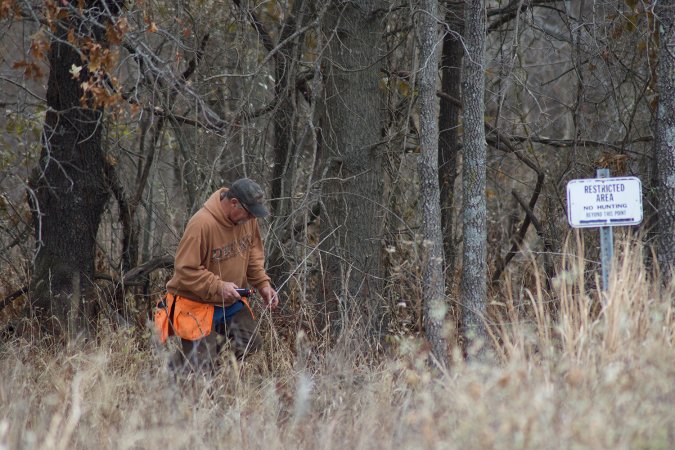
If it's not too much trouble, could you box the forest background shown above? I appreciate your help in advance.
[0,1,673,448]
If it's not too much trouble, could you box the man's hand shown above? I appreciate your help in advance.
[221,281,242,304]
[258,285,279,309]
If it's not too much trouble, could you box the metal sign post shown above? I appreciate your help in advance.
[597,169,613,292]
[566,170,643,293]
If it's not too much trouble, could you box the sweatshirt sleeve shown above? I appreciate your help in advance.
[171,221,224,303]
[246,222,272,290]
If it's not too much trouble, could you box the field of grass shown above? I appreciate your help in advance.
[1,239,673,449]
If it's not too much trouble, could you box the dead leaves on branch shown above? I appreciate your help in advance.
[11,30,50,80]
[11,60,45,79]
[9,2,134,116]
[69,37,124,110]
[0,0,19,20]
[105,16,129,45]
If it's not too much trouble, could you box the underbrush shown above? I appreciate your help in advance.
[0,240,673,449]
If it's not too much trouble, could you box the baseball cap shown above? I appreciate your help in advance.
[229,178,269,218]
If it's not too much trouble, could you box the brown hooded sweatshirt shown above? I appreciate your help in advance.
[166,188,272,305]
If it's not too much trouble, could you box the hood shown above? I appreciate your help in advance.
[203,188,234,228]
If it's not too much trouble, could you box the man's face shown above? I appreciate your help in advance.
[230,199,255,225]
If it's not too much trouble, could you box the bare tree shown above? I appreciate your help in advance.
[319,0,388,342]
[438,1,463,287]
[416,0,449,365]
[28,1,122,335]
[232,0,313,282]
[654,0,675,279]
[460,0,489,360]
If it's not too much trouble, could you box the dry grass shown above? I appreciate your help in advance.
[1,239,673,449]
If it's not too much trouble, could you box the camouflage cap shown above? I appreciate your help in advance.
[229,178,269,218]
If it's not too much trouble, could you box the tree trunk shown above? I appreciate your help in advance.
[460,0,490,360]
[417,0,449,366]
[654,1,675,280]
[320,0,388,342]
[439,2,464,286]
[268,0,306,282]
[28,2,115,335]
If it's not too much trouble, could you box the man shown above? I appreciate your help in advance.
[155,178,278,368]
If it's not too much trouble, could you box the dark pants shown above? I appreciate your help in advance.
[177,307,262,371]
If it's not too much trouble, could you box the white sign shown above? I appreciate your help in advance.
[566,176,643,228]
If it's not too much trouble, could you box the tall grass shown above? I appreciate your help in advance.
[1,238,673,449]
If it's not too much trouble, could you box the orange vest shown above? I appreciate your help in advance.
[154,293,213,342]
[154,293,254,342]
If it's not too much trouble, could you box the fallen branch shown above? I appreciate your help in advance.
[95,255,174,286]
[0,256,174,313]
[0,286,28,314]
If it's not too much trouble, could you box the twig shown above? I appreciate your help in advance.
[0,286,28,314]
[491,173,544,284]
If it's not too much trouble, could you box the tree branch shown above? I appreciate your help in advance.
[491,172,545,285]
[132,33,210,209]
[509,135,653,153]
[232,0,275,53]
[436,90,543,173]
[487,0,563,32]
